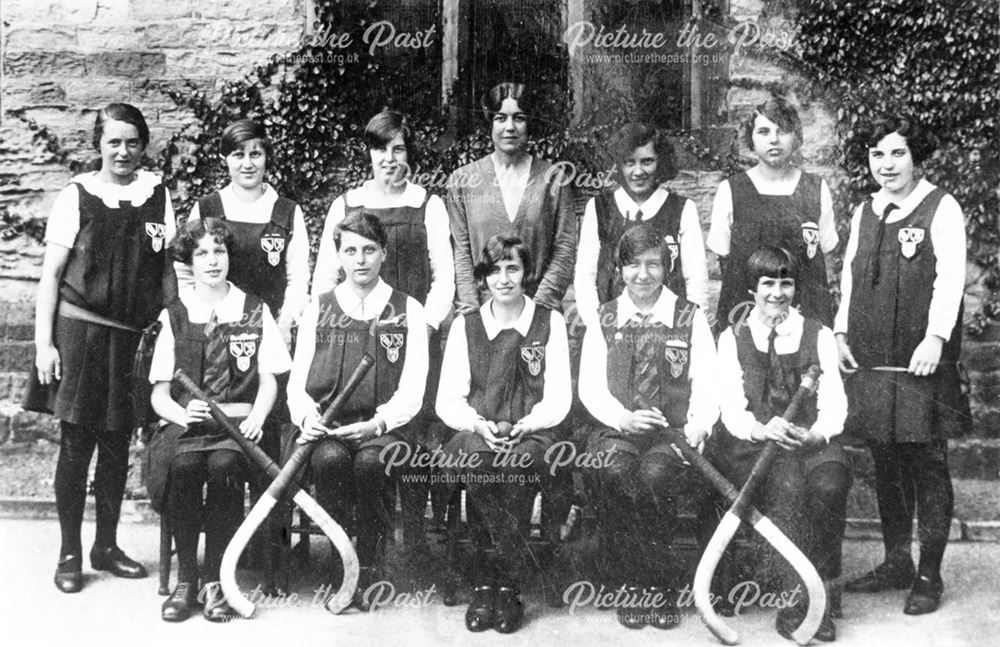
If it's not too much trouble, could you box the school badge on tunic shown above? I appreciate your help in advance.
[380,333,404,363]
[145,223,166,252]
[663,234,680,272]
[520,346,545,377]
[801,222,820,259]
[260,236,286,267]
[228,334,259,372]
[664,340,689,378]
[897,227,925,259]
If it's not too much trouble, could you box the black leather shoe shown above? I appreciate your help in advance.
[903,575,943,616]
[617,585,646,629]
[54,555,83,593]
[844,560,914,593]
[492,585,524,634]
[776,605,806,641]
[815,610,838,642]
[162,581,199,622]
[712,592,737,617]
[201,581,239,622]
[465,585,495,632]
[648,586,680,630]
[90,546,148,579]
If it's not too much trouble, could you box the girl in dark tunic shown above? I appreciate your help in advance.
[147,217,290,622]
[25,103,176,594]
[436,235,571,634]
[836,117,967,616]
[708,96,838,332]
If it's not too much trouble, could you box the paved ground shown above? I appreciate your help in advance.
[2,517,997,647]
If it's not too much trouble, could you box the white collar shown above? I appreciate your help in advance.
[615,288,678,328]
[613,185,669,221]
[745,305,803,342]
[346,180,426,209]
[479,296,536,339]
[177,282,246,323]
[219,183,278,208]
[73,170,161,208]
[871,178,936,220]
[333,278,393,321]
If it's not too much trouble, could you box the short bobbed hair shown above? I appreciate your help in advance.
[169,217,236,265]
[745,246,798,291]
[93,103,150,151]
[334,212,388,250]
[741,96,803,152]
[473,235,535,294]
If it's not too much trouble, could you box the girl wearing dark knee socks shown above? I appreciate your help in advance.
[579,226,718,630]
[716,246,849,641]
[147,217,290,622]
[836,116,966,615]
[24,103,177,594]
[436,235,571,634]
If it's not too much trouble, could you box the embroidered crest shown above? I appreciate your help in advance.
[228,334,259,372]
[663,234,680,272]
[379,333,404,363]
[145,223,166,252]
[801,222,819,259]
[260,236,286,267]
[897,227,925,259]
[520,345,545,377]
[664,347,689,378]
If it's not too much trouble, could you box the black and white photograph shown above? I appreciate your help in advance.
[0,0,997,645]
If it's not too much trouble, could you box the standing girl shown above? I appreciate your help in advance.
[708,96,838,331]
[180,119,309,346]
[436,235,571,634]
[25,103,176,593]
[147,218,291,622]
[836,117,966,616]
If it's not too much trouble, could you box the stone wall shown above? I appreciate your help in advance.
[0,0,308,274]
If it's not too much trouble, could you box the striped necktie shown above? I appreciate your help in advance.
[633,314,660,406]
[201,310,230,399]
[870,202,899,287]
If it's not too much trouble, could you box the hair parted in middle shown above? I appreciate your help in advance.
[741,95,803,153]
[473,234,535,294]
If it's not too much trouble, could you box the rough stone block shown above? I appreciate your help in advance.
[194,0,302,22]
[129,0,192,21]
[2,301,37,341]
[86,51,167,77]
[1,81,68,109]
[3,26,79,52]
[729,0,765,20]
[965,521,1000,542]
[729,54,787,85]
[77,24,147,51]
[3,51,89,77]
[2,0,98,24]
[10,409,61,443]
[163,49,263,77]
[63,78,134,108]
[964,341,1000,373]
[726,86,771,120]
[94,0,132,23]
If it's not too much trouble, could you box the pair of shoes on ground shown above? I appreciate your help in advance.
[54,546,148,594]
[845,560,943,615]
[616,585,680,630]
[162,581,238,622]
[466,583,523,633]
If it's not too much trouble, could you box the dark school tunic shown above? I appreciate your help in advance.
[345,194,433,306]
[710,317,845,481]
[444,306,556,455]
[23,182,171,431]
[197,191,298,318]
[716,172,832,330]
[280,287,411,454]
[146,292,265,511]
[593,190,688,304]
[846,189,965,443]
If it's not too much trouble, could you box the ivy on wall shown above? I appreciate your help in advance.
[791,0,1000,331]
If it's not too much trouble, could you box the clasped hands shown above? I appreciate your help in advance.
[472,419,533,452]
[750,416,825,452]
[619,407,708,456]
[297,412,381,444]
[183,399,265,443]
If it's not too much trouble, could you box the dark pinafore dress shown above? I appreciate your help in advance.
[23,181,170,431]
[345,189,441,440]
[145,293,265,512]
[197,191,297,442]
[707,317,847,484]
[587,295,696,455]
[845,189,967,443]
[716,172,832,331]
[593,190,688,304]
[280,288,411,456]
